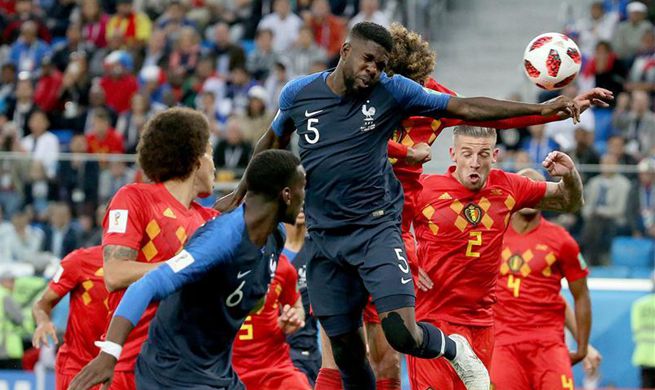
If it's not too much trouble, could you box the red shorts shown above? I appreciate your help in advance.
[406,321,494,390]
[56,372,101,390]
[240,367,312,390]
[491,340,574,390]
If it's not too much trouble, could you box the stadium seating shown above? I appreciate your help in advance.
[589,265,631,278]
[611,236,655,270]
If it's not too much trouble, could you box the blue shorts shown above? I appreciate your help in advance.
[135,354,243,390]
[306,223,415,337]
[290,348,321,386]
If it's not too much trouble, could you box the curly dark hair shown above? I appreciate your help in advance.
[137,107,209,183]
[350,22,393,53]
[387,23,436,83]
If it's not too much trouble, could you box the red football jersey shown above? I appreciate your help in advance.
[232,254,300,375]
[413,167,547,326]
[494,217,589,346]
[102,182,218,371]
[49,246,109,375]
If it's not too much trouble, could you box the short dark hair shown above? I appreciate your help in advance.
[137,108,209,183]
[350,22,393,53]
[245,150,301,199]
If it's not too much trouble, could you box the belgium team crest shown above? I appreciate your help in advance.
[463,203,482,225]
[508,254,525,272]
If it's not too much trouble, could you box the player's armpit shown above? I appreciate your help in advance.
[103,245,156,292]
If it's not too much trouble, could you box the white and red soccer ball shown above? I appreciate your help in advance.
[523,32,582,90]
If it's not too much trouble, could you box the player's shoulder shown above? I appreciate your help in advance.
[488,169,528,188]
[279,72,326,106]
[540,218,576,243]
[190,202,220,220]
[111,182,155,201]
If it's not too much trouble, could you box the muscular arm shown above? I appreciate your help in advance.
[103,245,158,292]
[536,151,584,213]
[444,96,579,123]
[32,288,62,347]
[568,277,592,365]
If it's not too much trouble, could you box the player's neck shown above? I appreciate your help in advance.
[510,213,541,234]
[244,195,279,247]
[163,179,196,208]
[326,69,347,96]
[285,225,305,251]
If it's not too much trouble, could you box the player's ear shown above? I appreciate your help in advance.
[449,146,456,162]
[281,187,291,206]
[492,148,500,163]
[341,42,351,59]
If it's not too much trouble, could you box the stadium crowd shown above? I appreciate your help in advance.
[0,0,651,383]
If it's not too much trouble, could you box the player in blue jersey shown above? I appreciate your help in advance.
[216,22,581,390]
[68,150,306,390]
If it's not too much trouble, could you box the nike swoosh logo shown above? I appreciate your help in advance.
[237,270,252,279]
[305,109,323,117]
[401,277,412,285]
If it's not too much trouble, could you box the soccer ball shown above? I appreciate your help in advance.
[522,32,582,90]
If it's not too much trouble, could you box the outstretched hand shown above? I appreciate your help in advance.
[68,352,116,390]
[32,321,58,348]
[573,88,614,112]
[541,96,581,124]
[542,151,576,178]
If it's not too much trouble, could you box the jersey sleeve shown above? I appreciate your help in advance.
[387,140,409,159]
[48,250,82,297]
[277,256,300,307]
[113,211,244,326]
[384,74,451,118]
[102,186,147,250]
[558,233,589,283]
[506,172,548,210]
[271,74,321,137]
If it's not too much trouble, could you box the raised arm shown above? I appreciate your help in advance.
[535,151,584,213]
[444,95,581,123]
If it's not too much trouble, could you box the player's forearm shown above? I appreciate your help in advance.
[564,298,578,339]
[573,292,592,357]
[104,258,158,292]
[560,169,584,212]
[236,129,290,196]
[104,316,135,348]
[388,140,408,159]
[294,297,306,325]
[32,301,54,328]
[467,114,560,130]
[447,97,544,122]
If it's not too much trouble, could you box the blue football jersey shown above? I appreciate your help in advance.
[113,206,286,388]
[272,71,451,230]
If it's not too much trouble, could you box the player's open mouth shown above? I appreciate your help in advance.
[469,173,480,182]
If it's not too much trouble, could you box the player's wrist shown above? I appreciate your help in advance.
[95,340,122,361]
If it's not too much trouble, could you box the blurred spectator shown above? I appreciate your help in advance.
[264,59,291,112]
[156,0,195,43]
[607,135,640,171]
[98,161,135,203]
[85,108,124,154]
[99,50,138,114]
[51,23,93,73]
[138,65,171,108]
[74,0,108,49]
[613,90,655,159]
[581,153,632,264]
[247,28,278,81]
[115,93,154,154]
[79,84,117,134]
[41,202,78,259]
[8,21,51,74]
[0,123,27,219]
[4,78,38,137]
[348,0,389,29]
[2,0,51,44]
[520,123,559,168]
[284,25,328,77]
[581,41,627,100]
[20,110,59,180]
[196,91,223,145]
[168,26,201,76]
[570,127,601,183]
[33,57,63,114]
[235,85,274,146]
[191,57,226,107]
[628,157,655,237]
[58,53,93,130]
[624,29,655,92]
[24,160,52,217]
[613,1,653,63]
[0,271,26,369]
[105,0,153,49]
[544,85,596,151]
[631,283,655,389]
[77,203,105,247]
[46,0,77,39]
[213,117,252,173]
[142,29,169,69]
[0,63,17,114]
[225,66,257,115]
[257,0,303,54]
[305,0,346,65]
[208,22,246,76]
[0,210,44,263]
[56,135,99,214]
[576,1,619,58]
